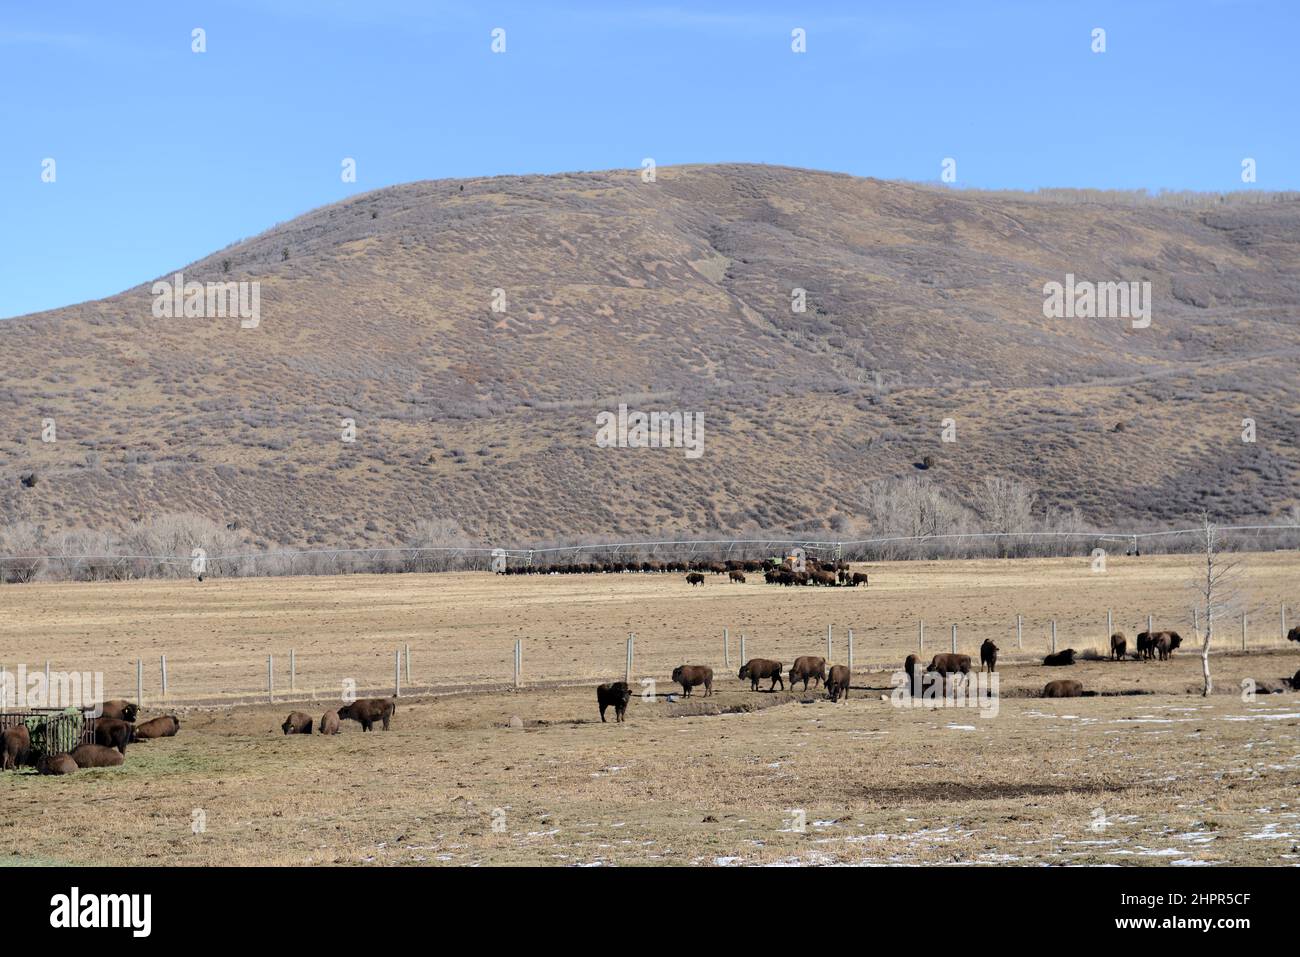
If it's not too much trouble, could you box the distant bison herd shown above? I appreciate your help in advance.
[282,697,398,736]
[0,699,180,776]
[493,556,870,588]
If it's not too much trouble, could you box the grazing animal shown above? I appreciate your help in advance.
[36,753,79,775]
[597,681,632,722]
[93,717,135,754]
[318,710,340,735]
[927,653,971,676]
[337,697,396,732]
[1110,632,1127,661]
[1292,669,1300,690]
[1043,679,1084,698]
[979,639,998,673]
[98,699,139,722]
[851,572,869,586]
[2,725,31,770]
[1043,649,1076,667]
[1288,626,1300,644]
[133,715,181,739]
[789,656,827,691]
[728,570,746,583]
[671,665,713,697]
[826,664,851,702]
[903,654,923,693]
[70,743,125,768]
[1155,632,1182,660]
[281,711,314,735]
[738,658,784,692]
[685,572,705,586]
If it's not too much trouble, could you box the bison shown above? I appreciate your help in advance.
[97,699,139,722]
[597,681,632,722]
[93,717,135,754]
[1043,649,1076,667]
[1288,626,1300,644]
[738,658,783,692]
[2,725,30,770]
[281,711,314,735]
[1155,632,1182,660]
[133,715,181,739]
[686,572,705,586]
[318,710,340,735]
[851,572,868,586]
[36,752,79,775]
[70,743,125,768]
[789,656,827,691]
[671,665,713,697]
[1110,631,1127,661]
[927,653,971,676]
[337,697,396,732]
[826,664,851,702]
[903,654,922,693]
[1042,679,1084,698]
[979,639,998,673]
[728,571,746,583]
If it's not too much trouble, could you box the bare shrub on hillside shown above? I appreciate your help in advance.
[0,522,46,583]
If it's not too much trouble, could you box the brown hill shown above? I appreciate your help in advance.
[2,163,1299,551]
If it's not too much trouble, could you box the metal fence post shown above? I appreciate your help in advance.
[289,649,296,692]
[514,640,522,689]
[950,624,957,654]
[626,633,634,684]
[847,627,854,672]
[395,650,401,697]
[918,620,924,651]
[827,624,833,661]
[1016,614,1022,649]
[267,655,273,703]
[137,658,144,707]
[161,655,168,698]
[1051,620,1057,653]
[723,628,729,669]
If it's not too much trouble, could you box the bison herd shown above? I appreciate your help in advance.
[281,697,397,736]
[493,556,872,589]
[0,699,180,776]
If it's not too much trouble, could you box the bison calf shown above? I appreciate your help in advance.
[2,725,30,770]
[337,697,396,732]
[93,717,135,754]
[1043,679,1084,698]
[671,665,713,697]
[826,664,850,702]
[789,655,827,691]
[318,710,340,735]
[597,681,632,722]
[70,743,125,768]
[1043,649,1076,667]
[738,658,783,692]
[979,639,998,673]
[281,711,314,735]
[134,715,181,739]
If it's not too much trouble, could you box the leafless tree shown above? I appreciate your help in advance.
[1188,511,1246,696]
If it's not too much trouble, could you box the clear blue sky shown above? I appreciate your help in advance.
[2,0,1294,319]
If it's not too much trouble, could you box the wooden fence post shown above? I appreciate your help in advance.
[514,640,522,689]
[1051,620,1057,653]
[405,643,412,685]
[847,628,854,672]
[626,633,634,684]
[740,634,747,665]
[395,650,401,697]
[723,628,730,668]
[137,658,144,707]
[827,624,833,661]
[267,655,273,703]
[289,649,296,692]
[950,624,957,653]
[918,620,924,651]
[161,655,168,698]
[1016,614,1022,650]
[1242,611,1247,651]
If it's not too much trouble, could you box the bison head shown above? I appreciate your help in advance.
[671,667,683,683]
[737,665,750,680]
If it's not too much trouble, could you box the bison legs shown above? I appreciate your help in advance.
[599,704,608,722]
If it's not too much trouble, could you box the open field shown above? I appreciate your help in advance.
[0,552,1298,866]
[0,552,1297,703]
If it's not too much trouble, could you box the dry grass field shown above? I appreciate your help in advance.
[1,553,1298,866]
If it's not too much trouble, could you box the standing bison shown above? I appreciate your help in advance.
[597,681,632,722]
[1110,632,1127,660]
[826,664,851,702]
[93,717,135,754]
[979,639,998,673]
[281,711,314,735]
[728,571,746,583]
[685,572,705,586]
[1155,632,1182,660]
[671,665,713,697]
[738,658,783,692]
[318,710,340,735]
[2,725,30,770]
[97,699,139,722]
[789,656,827,691]
[850,572,868,587]
[1288,626,1300,644]
[337,698,396,732]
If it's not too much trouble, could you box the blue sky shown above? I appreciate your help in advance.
[2,0,1294,318]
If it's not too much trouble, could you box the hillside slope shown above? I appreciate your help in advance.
[3,164,1299,548]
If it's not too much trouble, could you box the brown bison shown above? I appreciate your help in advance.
[36,752,79,775]
[1110,631,1127,661]
[70,743,125,768]
[979,639,998,673]
[318,710,340,735]
[903,654,923,693]
[1043,679,1084,698]
[337,697,396,731]
[282,711,314,735]
[597,681,632,722]
[927,653,971,676]
[728,571,746,583]
[826,664,851,702]
[2,725,30,770]
[97,699,139,722]
[789,656,827,691]
[671,665,713,697]
[686,572,705,586]
[1292,669,1300,690]
[1288,626,1300,644]
[93,717,134,754]
[851,572,868,586]
[1043,649,1076,667]
[738,658,783,692]
[1155,632,1182,660]
[134,715,181,739]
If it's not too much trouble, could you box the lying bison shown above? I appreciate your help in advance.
[97,699,139,722]
[826,664,851,702]
[1042,679,1084,698]
[671,665,713,697]
[337,697,396,732]
[70,743,125,768]
[134,715,181,739]
[318,710,340,735]
[789,655,827,691]
[1043,649,1076,667]
[2,725,30,770]
[980,639,998,673]
[1110,631,1127,661]
[282,711,314,735]
[36,752,79,775]
[685,572,705,586]
[93,717,134,754]
[739,658,783,692]
[597,681,632,722]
